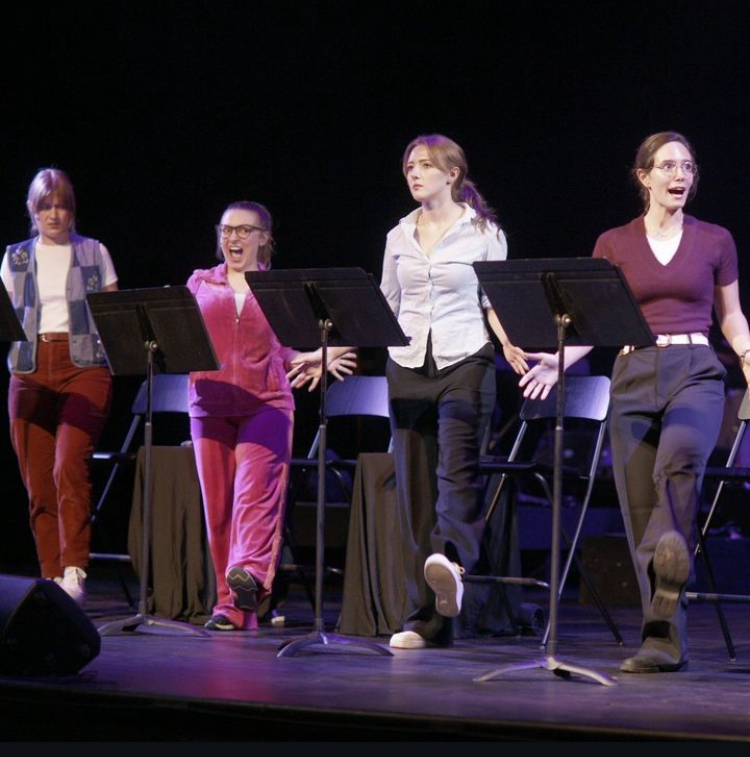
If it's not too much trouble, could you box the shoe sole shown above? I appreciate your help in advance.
[620,657,689,674]
[424,561,462,618]
[651,532,690,620]
[204,614,237,631]
[226,567,258,612]
[389,632,427,649]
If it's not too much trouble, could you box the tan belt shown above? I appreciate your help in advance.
[38,332,69,342]
[621,333,709,356]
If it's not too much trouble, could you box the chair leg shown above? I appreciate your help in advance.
[694,528,736,661]
[91,458,137,609]
[536,475,623,646]
[538,520,623,647]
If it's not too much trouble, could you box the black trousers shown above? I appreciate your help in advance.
[609,345,725,659]
[386,340,495,643]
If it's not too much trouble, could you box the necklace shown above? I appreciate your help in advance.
[646,222,682,240]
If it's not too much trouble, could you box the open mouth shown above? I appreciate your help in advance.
[668,187,686,197]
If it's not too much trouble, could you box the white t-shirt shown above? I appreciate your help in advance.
[0,240,118,333]
[647,232,683,266]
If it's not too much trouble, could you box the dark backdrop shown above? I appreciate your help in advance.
[2,1,749,566]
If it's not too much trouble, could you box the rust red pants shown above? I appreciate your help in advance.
[8,338,112,578]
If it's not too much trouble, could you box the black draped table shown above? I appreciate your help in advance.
[128,446,216,623]
[338,452,531,639]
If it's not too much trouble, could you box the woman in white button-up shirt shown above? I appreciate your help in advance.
[381,134,526,649]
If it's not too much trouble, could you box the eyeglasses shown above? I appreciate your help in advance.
[653,160,697,177]
[216,224,265,239]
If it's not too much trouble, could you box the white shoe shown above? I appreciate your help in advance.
[389,630,427,649]
[424,554,464,617]
[60,566,87,607]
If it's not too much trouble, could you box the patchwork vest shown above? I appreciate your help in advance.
[5,234,108,373]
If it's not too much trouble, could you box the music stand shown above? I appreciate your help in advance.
[246,267,408,657]
[86,286,219,636]
[472,258,653,686]
[0,279,26,343]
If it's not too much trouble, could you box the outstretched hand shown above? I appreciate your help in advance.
[518,351,559,400]
[286,349,357,392]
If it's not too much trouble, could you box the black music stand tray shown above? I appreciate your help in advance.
[0,280,26,342]
[86,286,219,637]
[472,258,653,686]
[246,267,408,657]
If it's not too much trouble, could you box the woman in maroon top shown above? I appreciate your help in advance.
[520,132,750,673]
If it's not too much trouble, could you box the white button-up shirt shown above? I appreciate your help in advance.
[380,205,508,370]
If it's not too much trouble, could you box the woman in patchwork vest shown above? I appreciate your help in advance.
[1,168,118,606]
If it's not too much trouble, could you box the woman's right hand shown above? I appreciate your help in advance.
[518,352,560,400]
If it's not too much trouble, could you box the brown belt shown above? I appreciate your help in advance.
[38,333,69,342]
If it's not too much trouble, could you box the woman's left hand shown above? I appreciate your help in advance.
[287,349,357,391]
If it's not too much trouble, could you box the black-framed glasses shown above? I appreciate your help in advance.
[216,224,265,239]
[653,160,697,178]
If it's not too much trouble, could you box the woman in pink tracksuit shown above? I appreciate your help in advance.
[188,200,353,631]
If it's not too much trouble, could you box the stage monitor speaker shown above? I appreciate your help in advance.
[0,574,101,676]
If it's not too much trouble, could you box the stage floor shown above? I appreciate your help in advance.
[2,567,750,741]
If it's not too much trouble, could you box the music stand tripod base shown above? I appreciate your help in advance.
[98,613,209,637]
[474,655,616,687]
[278,630,393,657]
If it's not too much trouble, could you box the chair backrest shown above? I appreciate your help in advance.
[307,375,391,457]
[508,375,611,475]
[325,375,390,420]
[131,374,189,415]
[520,375,611,424]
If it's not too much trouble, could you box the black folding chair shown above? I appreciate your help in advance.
[90,374,189,603]
[277,375,392,616]
[469,375,623,645]
[689,390,750,661]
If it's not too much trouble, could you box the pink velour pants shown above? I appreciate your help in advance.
[190,405,293,629]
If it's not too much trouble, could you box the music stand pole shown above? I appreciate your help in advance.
[470,258,655,686]
[245,267,408,657]
[97,341,207,637]
[87,286,219,637]
[312,318,330,633]
[475,314,614,685]
[278,315,391,657]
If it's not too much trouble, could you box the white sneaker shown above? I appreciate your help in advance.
[389,630,427,649]
[60,566,87,607]
[424,554,464,617]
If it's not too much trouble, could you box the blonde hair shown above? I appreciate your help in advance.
[402,134,498,232]
[27,168,77,234]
